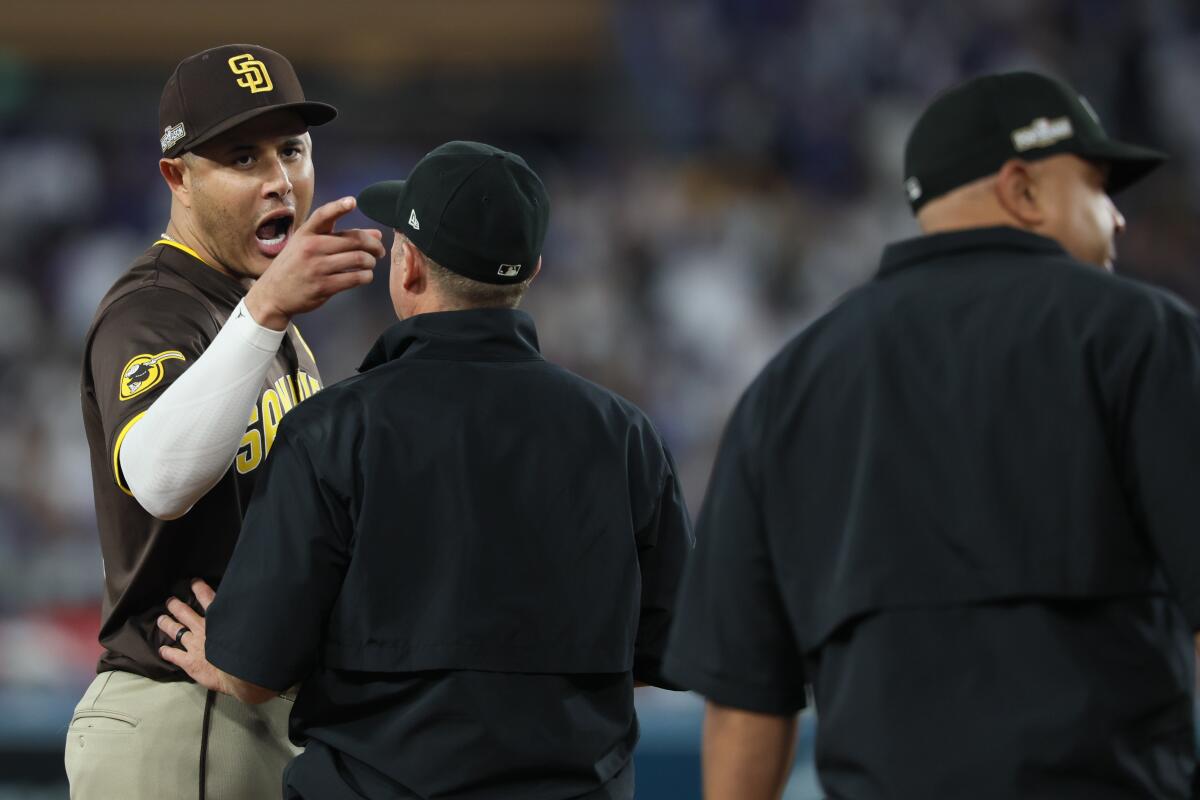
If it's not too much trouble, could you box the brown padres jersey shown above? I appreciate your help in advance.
[81,239,322,680]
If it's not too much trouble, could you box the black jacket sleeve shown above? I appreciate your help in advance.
[662,384,808,715]
[633,444,694,689]
[1119,296,1200,629]
[205,412,352,691]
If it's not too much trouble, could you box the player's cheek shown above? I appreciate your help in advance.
[293,164,315,222]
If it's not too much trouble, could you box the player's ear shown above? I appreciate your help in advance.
[159,157,193,208]
[993,159,1044,226]
[399,239,424,292]
[527,256,543,284]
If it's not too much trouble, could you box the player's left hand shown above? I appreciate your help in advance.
[157,579,226,694]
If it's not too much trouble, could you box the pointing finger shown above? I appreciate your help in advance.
[302,197,356,236]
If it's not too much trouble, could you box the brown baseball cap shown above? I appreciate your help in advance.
[158,44,336,157]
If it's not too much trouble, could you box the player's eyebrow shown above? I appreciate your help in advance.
[223,136,305,152]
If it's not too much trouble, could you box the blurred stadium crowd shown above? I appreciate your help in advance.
[1,0,1199,793]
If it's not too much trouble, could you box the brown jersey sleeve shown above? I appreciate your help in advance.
[88,287,220,494]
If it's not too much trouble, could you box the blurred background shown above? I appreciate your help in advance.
[2,0,1199,796]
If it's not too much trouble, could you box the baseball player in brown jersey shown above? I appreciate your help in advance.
[66,44,385,799]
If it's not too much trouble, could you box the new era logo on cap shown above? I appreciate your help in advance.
[408,209,420,230]
[904,177,923,202]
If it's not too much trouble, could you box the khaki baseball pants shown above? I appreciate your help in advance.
[64,670,301,799]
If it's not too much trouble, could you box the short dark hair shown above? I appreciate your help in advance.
[407,236,534,309]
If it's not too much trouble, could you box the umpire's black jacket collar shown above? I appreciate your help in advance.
[359,308,543,372]
[878,225,1069,278]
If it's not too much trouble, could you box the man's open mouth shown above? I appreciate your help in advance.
[255,211,295,256]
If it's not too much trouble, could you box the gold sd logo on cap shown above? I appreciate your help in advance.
[227,54,274,94]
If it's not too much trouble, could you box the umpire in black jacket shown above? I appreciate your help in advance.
[157,141,694,800]
[665,72,1198,799]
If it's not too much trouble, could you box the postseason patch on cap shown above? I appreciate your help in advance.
[160,123,186,154]
[1011,117,1074,152]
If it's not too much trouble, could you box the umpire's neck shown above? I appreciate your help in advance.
[387,232,539,321]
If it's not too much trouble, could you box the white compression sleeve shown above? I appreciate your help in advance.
[119,300,286,520]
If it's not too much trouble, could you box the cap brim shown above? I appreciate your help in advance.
[357,180,407,227]
[1082,138,1167,194]
[168,100,337,157]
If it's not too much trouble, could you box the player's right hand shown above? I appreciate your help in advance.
[244,196,386,330]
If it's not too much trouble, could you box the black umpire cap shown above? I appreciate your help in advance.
[159,44,336,158]
[903,71,1167,212]
[358,141,550,286]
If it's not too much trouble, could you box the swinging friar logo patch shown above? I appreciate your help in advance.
[119,351,186,401]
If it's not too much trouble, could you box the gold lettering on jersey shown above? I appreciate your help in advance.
[273,377,295,413]
[119,351,186,401]
[228,54,273,94]
[235,370,322,474]
[236,404,263,474]
[262,389,284,454]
